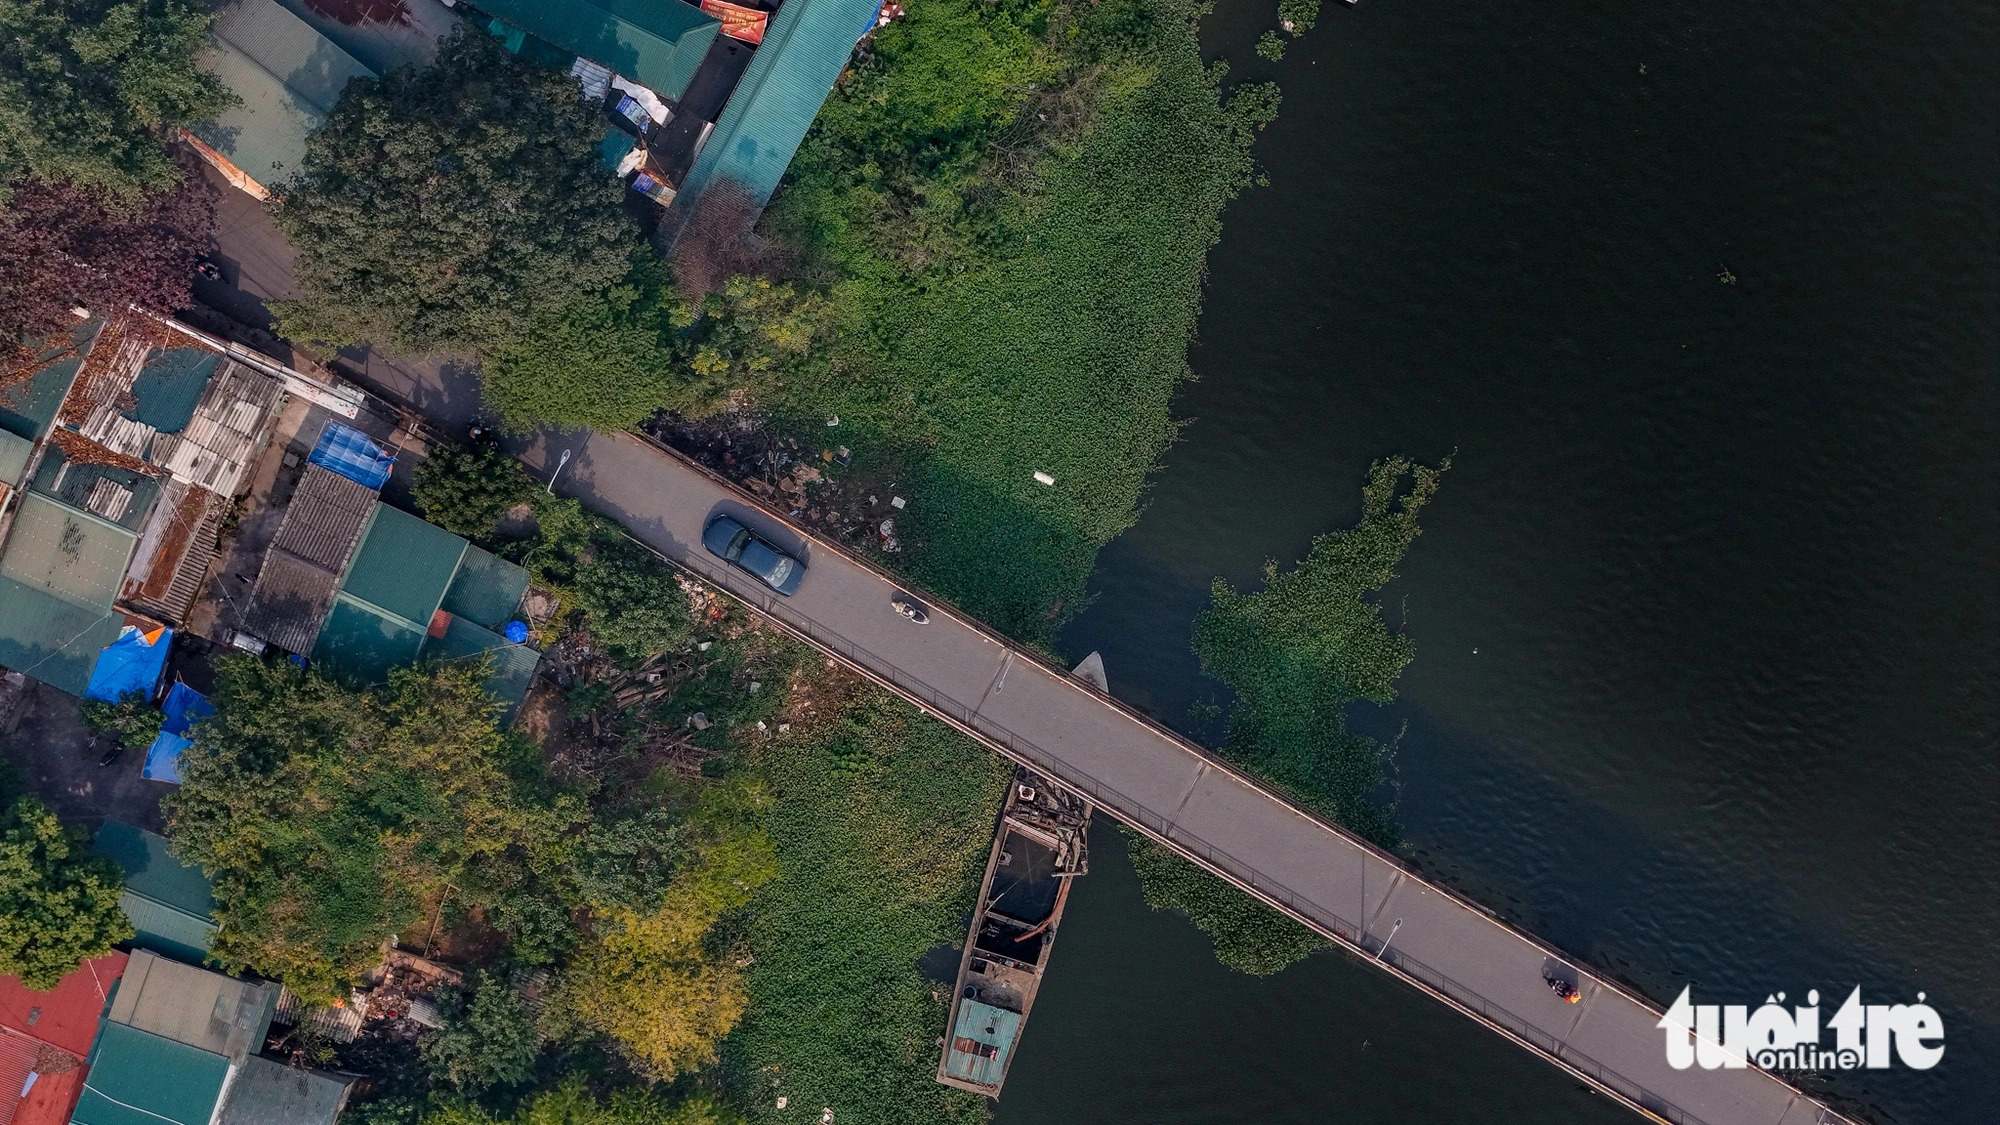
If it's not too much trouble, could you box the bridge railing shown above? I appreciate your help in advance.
[639,522,1845,1125]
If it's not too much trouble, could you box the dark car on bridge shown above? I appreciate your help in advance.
[702,515,806,595]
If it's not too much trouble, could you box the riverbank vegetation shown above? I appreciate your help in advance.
[1132,457,1446,974]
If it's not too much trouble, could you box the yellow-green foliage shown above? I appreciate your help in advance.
[556,778,778,1081]
[723,696,1010,1124]
[0,796,132,990]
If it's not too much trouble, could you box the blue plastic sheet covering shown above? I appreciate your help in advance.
[308,422,395,490]
[84,626,172,703]
[141,682,213,784]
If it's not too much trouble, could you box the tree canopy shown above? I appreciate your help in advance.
[0,796,133,989]
[411,439,534,541]
[0,0,231,200]
[272,27,636,353]
[164,657,562,1001]
[0,159,214,346]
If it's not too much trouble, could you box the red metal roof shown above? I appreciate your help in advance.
[0,953,126,1057]
[8,1059,86,1125]
[0,1029,34,1124]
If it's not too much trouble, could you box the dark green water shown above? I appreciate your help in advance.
[1006,1,1999,1123]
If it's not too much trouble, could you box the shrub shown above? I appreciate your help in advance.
[0,796,133,989]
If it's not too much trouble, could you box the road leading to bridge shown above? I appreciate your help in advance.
[519,430,1849,1125]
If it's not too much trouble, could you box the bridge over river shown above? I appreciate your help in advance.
[517,430,1846,1125]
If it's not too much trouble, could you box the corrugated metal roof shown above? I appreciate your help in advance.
[0,1027,37,1124]
[93,822,216,919]
[73,1022,230,1125]
[440,545,529,629]
[337,503,465,628]
[147,361,284,496]
[0,493,137,611]
[107,951,277,1067]
[190,0,378,189]
[0,320,101,443]
[215,1056,352,1125]
[941,998,1020,1087]
[0,429,38,487]
[115,893,218,968]
[670,0,877,227]
[0,575,120,696]
[473,0,721,101]
[241,464,378,652]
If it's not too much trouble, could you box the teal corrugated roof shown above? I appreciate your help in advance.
[440,545,529,629]
[0,319,101,442]
[672,0,876,224]
[95,821,218,918]
[0,429,31,486]
[0,575,120,696]
[338,504,466,627]
[942,998,1021,1087]
[74,1023,230,1125]
[473,0,721,101]
[191,0,377,189]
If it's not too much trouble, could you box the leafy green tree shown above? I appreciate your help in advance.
[412,440,534,542]
[79,690,163,749]
[1125,832,1325,975]
[164,657,557,1002]
[272,27,636,353]
[420,969,539,1093]
[0,796,133,989]
[1190,456,1445,845]
[0,0,232,199]
[481,265,683,434]
[572,536,691,669]
[670,277,830,418]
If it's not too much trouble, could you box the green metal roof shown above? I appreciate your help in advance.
[0,429,34,487]
[424,613,540,717]
[440,544,529,629]
[339,503,466,628]
[671,0,876,226]
[0,574,120,696]
[941,998,1021,1088]
[191,0,377,189]
[115,891,219,965]
[312,595,427,683]
[126,347,221,433]
[30,450,161,532]
[474,0,721,101]
[74,1022,230,1125]
[0,320,101,442]
[0,492,136,610]
[95,821,218,918]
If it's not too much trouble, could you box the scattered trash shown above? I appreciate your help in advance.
[890,495,906,509]
[689,712,712,730]
[877,518,900,553]
[699,641,713,651]
[835,446,852,467]
[821,1110,834,1124]
[755,720,767,730]
[776,1097,788,1110]
[749,681,762,694]
[1033,470,1056,486]
[777,723,791,734]
[826,415,840,427]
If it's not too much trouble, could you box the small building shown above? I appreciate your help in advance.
[70,952,284,1125]
[0,308,358,698]
[238,423,540,714]
[216,1056,355,1125]
[93,822,220,967]
[185,0,379,199]
[664,0,881,241]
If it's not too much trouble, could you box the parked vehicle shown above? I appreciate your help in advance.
[892,596,929,624]
[702,515,805,595]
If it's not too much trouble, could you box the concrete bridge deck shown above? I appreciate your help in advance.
[525,430,1853,1125]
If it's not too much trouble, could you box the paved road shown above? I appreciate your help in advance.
[517,430,1848,1125]
[201,184,1847,1125]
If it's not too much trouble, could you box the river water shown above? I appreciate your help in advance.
[1003,2,1999,1123]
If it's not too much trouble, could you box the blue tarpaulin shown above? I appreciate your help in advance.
[308,422,395,490]
[83,626,171,703]
[141,681,213,784]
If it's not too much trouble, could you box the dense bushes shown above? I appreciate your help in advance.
[0,796,132,989]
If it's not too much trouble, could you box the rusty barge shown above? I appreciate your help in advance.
[936,769,1091,1097]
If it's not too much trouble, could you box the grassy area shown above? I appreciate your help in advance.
[722,688,1011,1124]
[763,0,1279,642]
